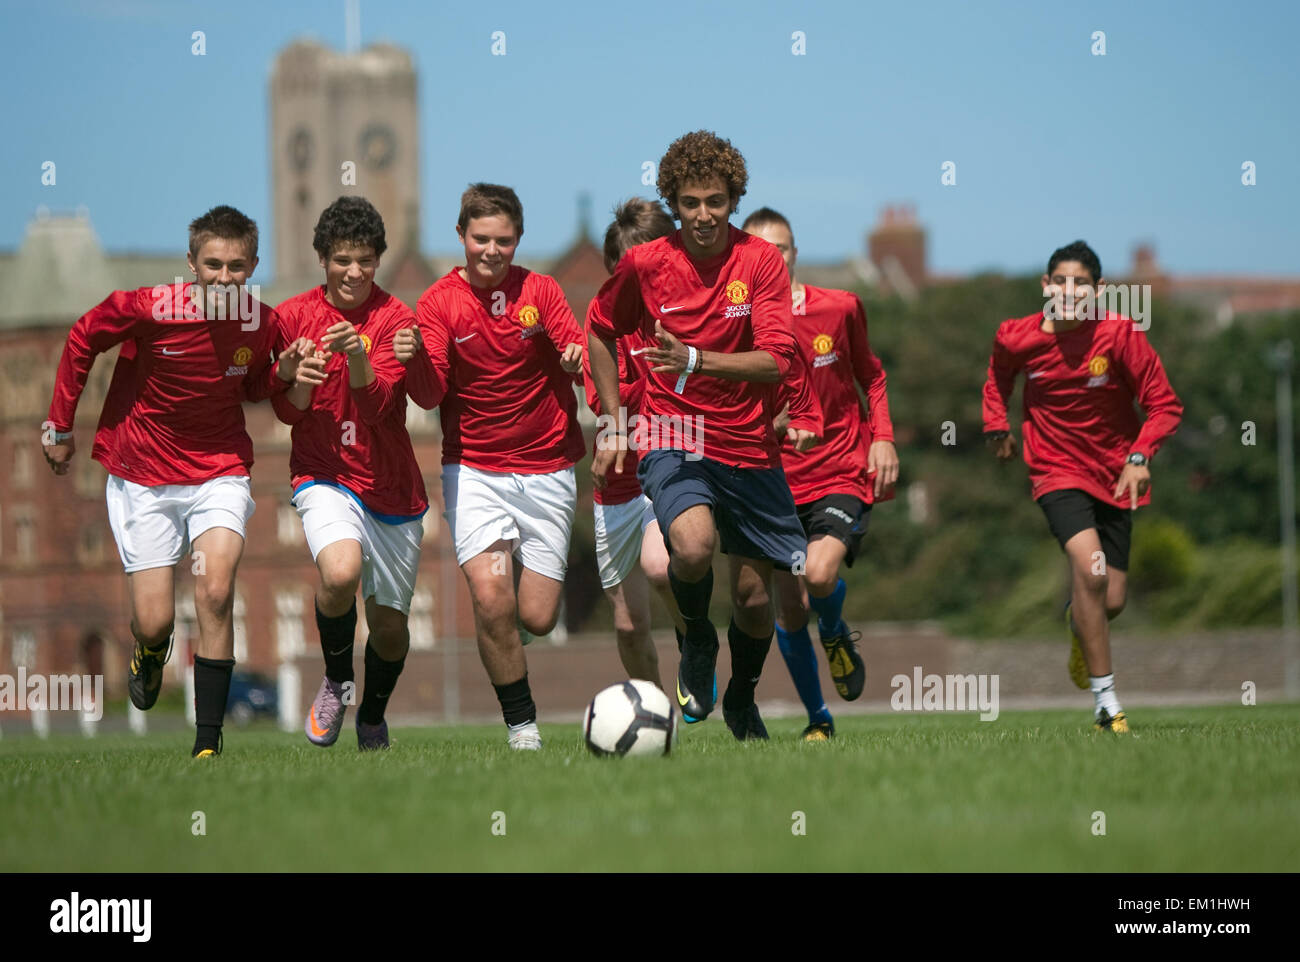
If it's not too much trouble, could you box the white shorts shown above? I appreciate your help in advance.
[594,494,657,590]
[106,474,254,574]
[441,463,576,581]
[292,483,424,615]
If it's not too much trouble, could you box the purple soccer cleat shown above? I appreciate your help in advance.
[305,676,347,747]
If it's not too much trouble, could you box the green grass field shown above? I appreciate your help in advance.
[2,704,1297,872]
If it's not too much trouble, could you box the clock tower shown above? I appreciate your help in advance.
[270,39,419,287]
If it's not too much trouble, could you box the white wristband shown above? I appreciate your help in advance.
[675,345,698,394]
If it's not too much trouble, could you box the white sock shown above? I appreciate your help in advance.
[1090,674,1121,717]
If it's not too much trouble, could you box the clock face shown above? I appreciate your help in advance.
[359,124,396,170]
[289,128,313,171]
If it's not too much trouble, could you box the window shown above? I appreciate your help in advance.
[277,504,303,546]
[74,456,106,499]
[11,443,34,489]
[405,397,431,432]
[77,525,104,565]
[11,628,36,670]
[275,587,306,661]
[14,507,36,565]
[409,587,434,650]
[233,591,248,663]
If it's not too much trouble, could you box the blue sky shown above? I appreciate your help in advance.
[2,0,1297,281]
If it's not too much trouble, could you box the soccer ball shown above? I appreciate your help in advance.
[583,680,676,757]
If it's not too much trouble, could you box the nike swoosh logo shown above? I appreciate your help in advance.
[326,646,351,656]
[455,333,477,343]
[1027,371,1046,379]
[660,304,686,313]
[676,679,691,708]
[309,708,331,738]
[162,348,185,356]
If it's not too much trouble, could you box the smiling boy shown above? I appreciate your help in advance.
[588,131,807,740]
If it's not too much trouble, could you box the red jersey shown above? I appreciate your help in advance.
[271,284,428,520]
[982,311,1183,507]
[406,266,585,473]
[583,299,651,506]
[588,226,797,470]
[778,285,894,506]
[47,283,286,487]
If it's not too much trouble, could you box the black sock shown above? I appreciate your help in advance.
[723,619,772,710]
[316,599,357,684]
[493,674,536,727]
[358,641,406,725]
[668,566,714,622]
[193,655,234,755]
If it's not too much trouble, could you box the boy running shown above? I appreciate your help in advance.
[588,131,811,741]
[396,184,585,750]
[583,198,684,690]
[44,205,302,757]
[743,207,899,741]
[273,196,425,751]
[982,240,1183,732]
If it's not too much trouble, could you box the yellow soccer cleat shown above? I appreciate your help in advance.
[193,749,219,759]
[1065,603,1089,690]
[1094,709,1130,733]
[801,721,834,742]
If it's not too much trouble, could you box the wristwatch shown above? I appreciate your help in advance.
[1127,452,1148,467]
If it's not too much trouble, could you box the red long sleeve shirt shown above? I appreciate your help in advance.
[587,226,797,470]
[271,284,428,520]
[47,283,286,487]
[779,285,894,506]
[982,311,1183,507]
[583,298,650,506]
[405,266,585,473]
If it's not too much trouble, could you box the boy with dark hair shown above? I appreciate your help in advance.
[44,205,304,757]
[584,198,682,689]
[274,195,425,751]
[982,240,1183,732]
[589,132,815,740]
[396,183,585,750]
[743,207,898,741]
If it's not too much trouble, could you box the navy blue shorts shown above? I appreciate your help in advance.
[637,450,807,571]
[796,494,871,566]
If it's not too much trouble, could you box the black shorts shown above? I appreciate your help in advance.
[795,495,871,567]
[1037,489,1132,572]
[637,449,807,571]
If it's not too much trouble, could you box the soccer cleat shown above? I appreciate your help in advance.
[356,718,389,750]
[305,676,348,747]
[819,622,865,701]
[723,701,770,741]
[507,720,542,750]
[679,674,718,724]
[1065,603,1089,689]
[192,732,223,759]
[1094,709,1130,733]
[676,631,719,722]
[127,634,173,711]
[801,720,834,741]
